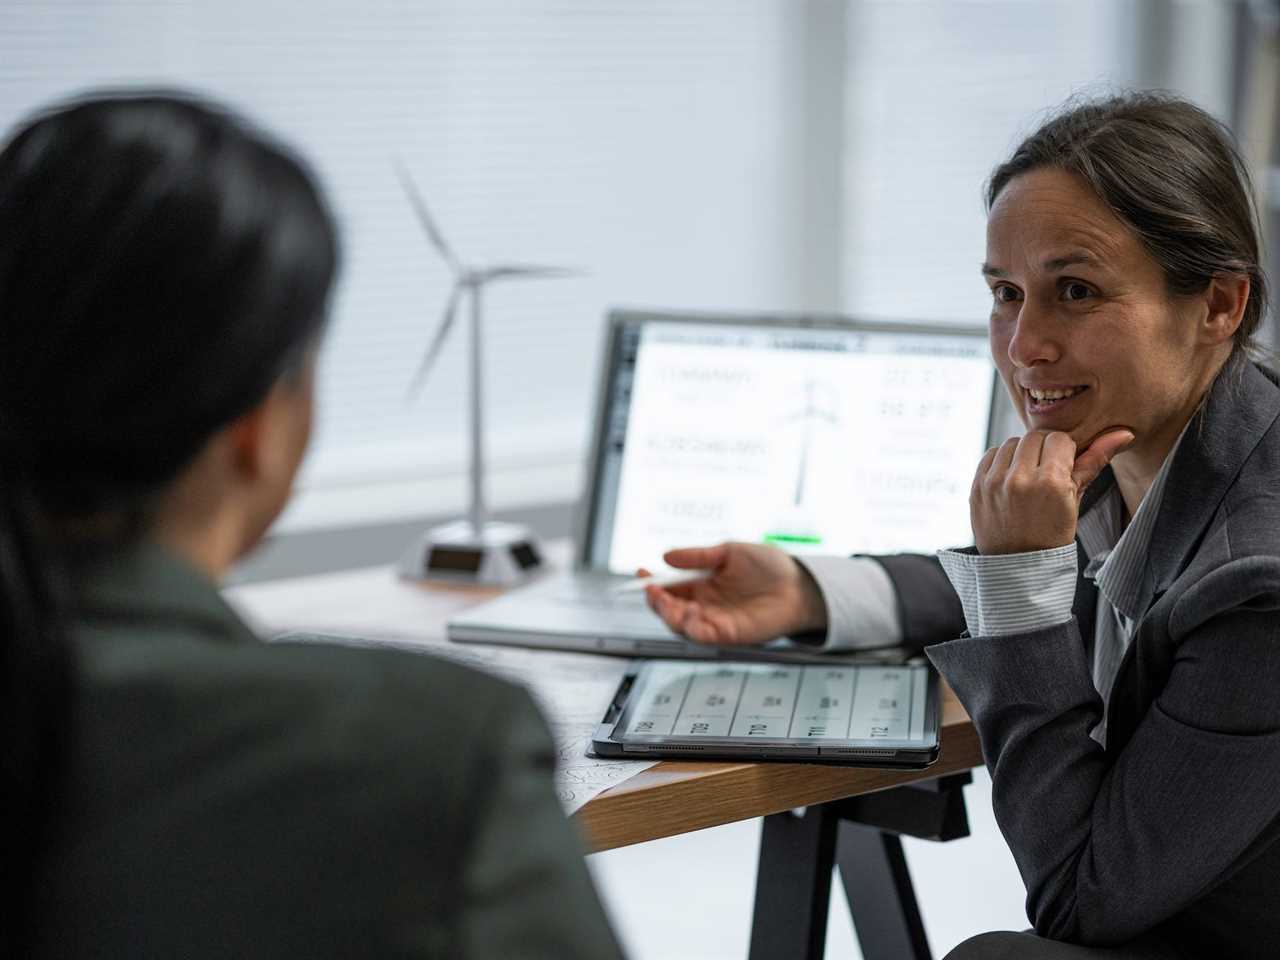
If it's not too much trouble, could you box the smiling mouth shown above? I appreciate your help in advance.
[1024,385,1088,413]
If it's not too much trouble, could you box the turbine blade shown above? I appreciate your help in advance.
[407,282,465,399]
[477,264,585,282]
[394,160,462,274]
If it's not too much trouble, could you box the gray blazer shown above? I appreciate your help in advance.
[32,545,623,959]
[877,359,1280,958]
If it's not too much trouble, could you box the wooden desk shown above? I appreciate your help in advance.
[579,684,978,850]
[227,556,983,960]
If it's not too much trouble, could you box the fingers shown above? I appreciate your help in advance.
[977,445,999,474]
[983,431,1069,479]
[644,586,728,644]
[663,543,728,571]
[1010,431,1049,471]
[1072,428,1136,499]
[989,436,1019,475]
[972,445,999,496]
[634,564,700,599]
[662,579,703,599]
[643,583,676,623]
[1041,431,1077,476]
[680,603,719,645]
[971,430,1080,554]
[645,585,696,635]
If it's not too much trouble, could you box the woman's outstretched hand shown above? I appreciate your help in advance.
[642,542,826,646]
[971,427,1135,555]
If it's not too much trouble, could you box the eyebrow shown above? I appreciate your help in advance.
[1043,252,1096,271]
[980,252,1097,278]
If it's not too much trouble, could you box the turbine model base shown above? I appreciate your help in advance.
[397,520,544,586]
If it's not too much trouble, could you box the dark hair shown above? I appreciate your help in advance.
[986,92,1269,354]
[0,91,337,951]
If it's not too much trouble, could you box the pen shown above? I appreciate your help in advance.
[612,570,714,593]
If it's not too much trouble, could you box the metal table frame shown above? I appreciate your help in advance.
[748,772,973,960]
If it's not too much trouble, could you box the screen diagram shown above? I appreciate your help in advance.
[602,322,994,574]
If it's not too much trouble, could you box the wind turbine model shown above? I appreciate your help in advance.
[394,163,578,585]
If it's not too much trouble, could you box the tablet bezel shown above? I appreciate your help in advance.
[591,659,941,769]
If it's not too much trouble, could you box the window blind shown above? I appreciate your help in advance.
[1,0,811,531]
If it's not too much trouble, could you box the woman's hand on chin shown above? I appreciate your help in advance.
[971,427,1134,555]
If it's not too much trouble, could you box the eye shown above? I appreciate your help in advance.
[1061,280,1094,301]
[991,283,1021,304]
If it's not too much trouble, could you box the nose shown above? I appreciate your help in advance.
[1005,297,1061,368]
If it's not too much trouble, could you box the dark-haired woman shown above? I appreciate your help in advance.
[1,94,622,959]
[646,93,1278,959]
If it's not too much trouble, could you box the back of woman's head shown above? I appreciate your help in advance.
[987,91,1269,355]
[0,92,337,514]
[0,91,337,951]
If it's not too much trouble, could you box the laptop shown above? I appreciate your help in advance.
[447,309,999,659]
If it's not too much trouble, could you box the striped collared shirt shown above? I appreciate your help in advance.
[937,437,1181,746]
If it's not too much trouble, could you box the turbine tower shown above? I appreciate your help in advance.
[763,378,840,549]
[395,163,578,584]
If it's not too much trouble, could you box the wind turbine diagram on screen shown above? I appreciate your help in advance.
[765,378,840,550]
[395,163,579,585]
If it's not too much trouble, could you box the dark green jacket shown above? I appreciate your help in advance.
[32,545,624,959]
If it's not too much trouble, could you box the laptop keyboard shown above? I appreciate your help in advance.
[551,583,647,610]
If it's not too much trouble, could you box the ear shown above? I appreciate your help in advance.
[224,376,307,483]
[1199,273,1250,346]
[230,366,317,491]
[226,402,270,483]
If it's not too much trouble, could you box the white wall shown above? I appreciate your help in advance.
[839,0,1144,324]
[836,0,1239,443]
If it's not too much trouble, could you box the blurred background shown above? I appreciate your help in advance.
[4,1,1276,957]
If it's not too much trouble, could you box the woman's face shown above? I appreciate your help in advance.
[984,168,1217,467]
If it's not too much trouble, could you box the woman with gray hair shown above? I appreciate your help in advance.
[647,92,1277,959]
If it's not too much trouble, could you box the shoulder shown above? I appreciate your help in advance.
[1169,496,1280,638]
[86,620,527,716]
[1227,401,1280,499]
[1199,413,1280,587]
[238,637,530,729]
[1170,422,1280,625]
[1186,404,1280,579]
[75,626,547,812]
[53,631,558,955]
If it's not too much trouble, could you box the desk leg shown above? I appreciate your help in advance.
[747,807,836,960]
[747,775,969,960]
[836,822,931,960]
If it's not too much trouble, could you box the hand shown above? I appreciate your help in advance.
[642,542,826,646]
[971,427,1134,555]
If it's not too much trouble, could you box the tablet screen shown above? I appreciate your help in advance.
[617,660,932,746]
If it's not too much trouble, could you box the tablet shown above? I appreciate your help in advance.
[592,659,940,768]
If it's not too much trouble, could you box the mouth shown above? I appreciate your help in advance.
[1022,384,1089,416]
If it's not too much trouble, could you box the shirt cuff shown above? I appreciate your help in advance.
[935,544,1077,637]
[793,555,903,651]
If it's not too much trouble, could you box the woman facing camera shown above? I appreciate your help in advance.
[1,94,621,959]
[647,93,1277,959]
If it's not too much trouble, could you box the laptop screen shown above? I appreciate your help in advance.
[584,313,997,574]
